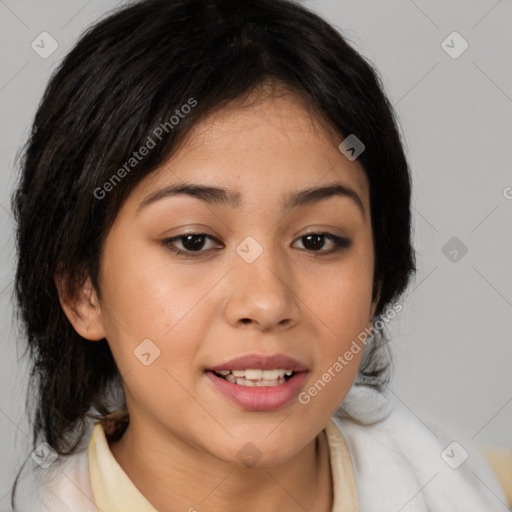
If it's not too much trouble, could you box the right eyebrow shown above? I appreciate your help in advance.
[137,183,242,213]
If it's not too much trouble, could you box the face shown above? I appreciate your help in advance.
[75,90,378,467]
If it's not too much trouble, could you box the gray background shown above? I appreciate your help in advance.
[0,0,511,507]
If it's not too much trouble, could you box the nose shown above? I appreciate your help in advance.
[223,242,300,332]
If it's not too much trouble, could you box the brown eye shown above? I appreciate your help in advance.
[294,233,351,254]
[179,234,208,251]
[163,233,222,258]
[302,234,326,251]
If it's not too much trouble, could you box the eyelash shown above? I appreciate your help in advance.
[162,232,351,259]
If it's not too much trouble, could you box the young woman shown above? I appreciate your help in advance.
[9,0,509,510]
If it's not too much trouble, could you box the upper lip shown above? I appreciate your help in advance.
[208,353,309,372]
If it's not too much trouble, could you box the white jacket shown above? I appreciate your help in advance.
[10,402,509,511]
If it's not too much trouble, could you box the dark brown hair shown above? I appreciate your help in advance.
[10,0,415,505]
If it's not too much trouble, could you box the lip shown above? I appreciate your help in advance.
[207,353,309,372]
[205,370,309,411]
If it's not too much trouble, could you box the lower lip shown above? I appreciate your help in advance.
[205,370,308,411]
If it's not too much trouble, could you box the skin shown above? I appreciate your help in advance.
[58,87,379,512]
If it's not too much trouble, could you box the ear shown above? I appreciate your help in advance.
[54,270,107,341]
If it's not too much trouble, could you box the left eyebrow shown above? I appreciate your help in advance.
[137,181,365,218]
[283,183,365,218]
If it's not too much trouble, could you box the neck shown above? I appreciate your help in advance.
[109,417,333,512]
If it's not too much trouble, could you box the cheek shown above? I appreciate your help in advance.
[99,235,214,340]
[297,271,370,415]
[306,249,374,338]
[302,248,374,395]
[97,239,223,404]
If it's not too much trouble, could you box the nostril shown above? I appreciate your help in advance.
[240,318,252,325]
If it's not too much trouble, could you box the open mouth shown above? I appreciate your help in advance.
[212,369,296,387]
[205,365,309,411]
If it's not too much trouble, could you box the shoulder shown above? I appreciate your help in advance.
[330,403,510,511]
[12,443,97,512]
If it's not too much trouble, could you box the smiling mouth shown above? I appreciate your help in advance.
[213,368,296,387]
[205,363,309,411]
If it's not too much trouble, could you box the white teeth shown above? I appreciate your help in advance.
[228,369,290,380]
[235,377,254,387]
[214,368,296,386]
[261,369,286,380]
[235,376,286,387]
[244,369,263,380]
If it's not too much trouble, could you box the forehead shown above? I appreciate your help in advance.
[125,90,370,213]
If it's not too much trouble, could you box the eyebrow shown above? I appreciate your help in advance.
[137,181,365,218]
